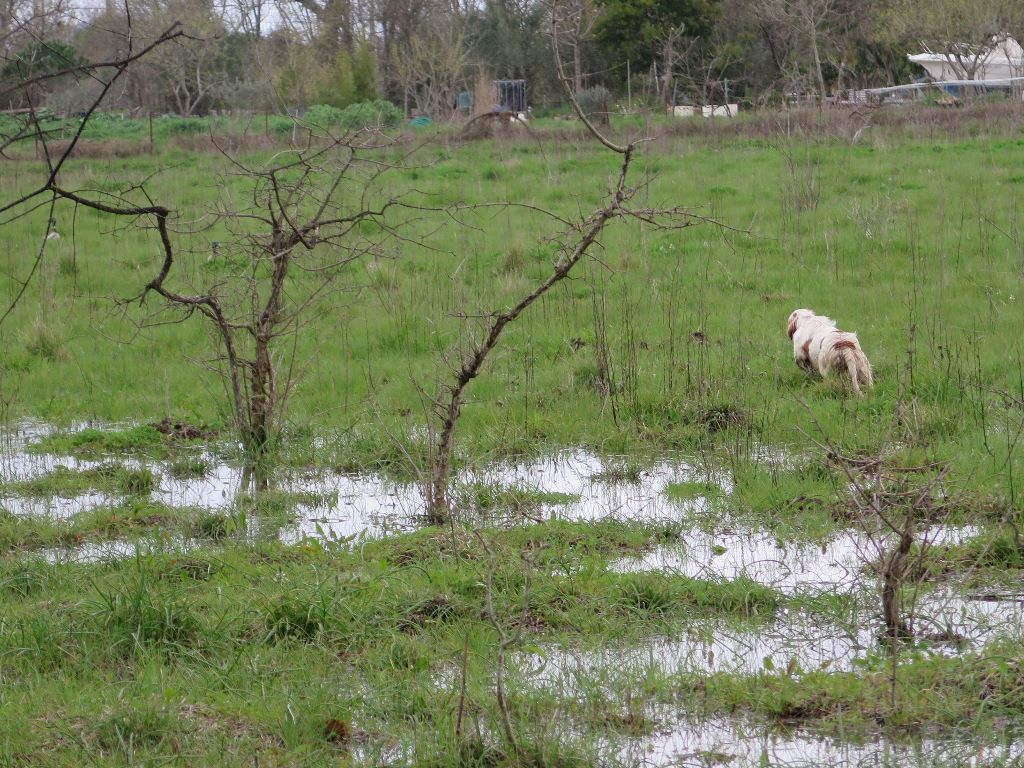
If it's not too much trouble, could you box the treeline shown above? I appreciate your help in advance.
[1,0,1022,117]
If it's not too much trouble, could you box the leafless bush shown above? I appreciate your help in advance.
[823,444,954,641]
[419,16,714,523]
[135,132,409,463]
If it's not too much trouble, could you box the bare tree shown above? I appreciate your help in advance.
[391,10,472,118]
[423,20,705,522]
[0,0,70,55]
[283,0,356,55]
[0,14,183,323]
[215,0,269,38]
[0,10,410,468]
[755,0,843,105]
[134,131,408,462]
[674,30,746,107]
[137,0,229,115]
[547,0,600,94]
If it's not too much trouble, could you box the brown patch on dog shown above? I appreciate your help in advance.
[832,339,858,351]
[787,319,797,339]
[801,340,811,357]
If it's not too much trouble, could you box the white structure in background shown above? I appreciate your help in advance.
[670,104,739,118]
[859,34,1024,103]
[908,34,1024,81]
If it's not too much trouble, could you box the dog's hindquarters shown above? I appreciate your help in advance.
[839,346,862,396]
[828,337,872,397]
[789,309,872,396]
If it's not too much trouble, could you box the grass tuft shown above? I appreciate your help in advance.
[4,463,155,498]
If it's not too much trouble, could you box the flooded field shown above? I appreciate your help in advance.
[2,423,720,545]
[3,422,1023,767]
[614,715,1024,767]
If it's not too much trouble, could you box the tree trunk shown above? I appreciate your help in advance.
[660,36,675,106]
[426,189,628,522]
[243,241,292,458]
[247,334,274,456]
[881,513,914,640]
[809,20,826,107]
[573,42,583,94]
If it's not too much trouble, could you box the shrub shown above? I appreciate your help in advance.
[576,86,611,119]
[159,116,207,135]
[304,100,402,132]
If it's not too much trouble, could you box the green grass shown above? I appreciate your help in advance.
[2,117,1019,505]
[4,463,155,498]
[0,515,1015,764]
[0,501,240,554]
[3,110,1024,764]
[0,520,797,764]
[167,455,211,479]
[28,425,170,458]
[453,481,580,516]
[664,481,719,500]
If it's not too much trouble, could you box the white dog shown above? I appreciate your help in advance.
[787,308,873,396]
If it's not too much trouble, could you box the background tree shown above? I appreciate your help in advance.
[217,0,270,38]
[673,26,750,105]
[392,12,473,117]
[315,37,378,107]
[548,0,602,94]
[267,26,322,109]
[139,0,230,115]
[0,39,85,107]
[284,0,356,57]
[469,0,554,97]
[594,0,718,104]
[753,0,845,105]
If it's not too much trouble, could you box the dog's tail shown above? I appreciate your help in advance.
[840,347,862,396]
[836,343,872,397]
[857,350,874,390]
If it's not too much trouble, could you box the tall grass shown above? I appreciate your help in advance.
[1,114,1021,494]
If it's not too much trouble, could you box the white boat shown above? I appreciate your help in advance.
[908,34,1024,81]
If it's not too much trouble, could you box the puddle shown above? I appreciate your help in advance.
[512,522,1012,687]
[0,422,117,517]
[0,423,242,518]
[522,523,1015,685]
[37,536,198,564]
[354,715,1022,768]
[610,525,981,595]
[2,422,1017,673]
[518,612,870,681]
[519,583,1024,688]
[438,651,1024,767]
[6,425,1023,765]
[468,450,724,520]
[3,425,724,546]
[281,450,722,544]
[912,588,1024,646]
[277,474,424,544]
[613,715,1024,768]
[156,456,243,510]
